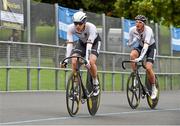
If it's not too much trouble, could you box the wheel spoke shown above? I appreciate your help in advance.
[127,72,140,109]
[71,97,75,112]
[131,92,135,103]
[66,73,80,116]
[134,91,139,102]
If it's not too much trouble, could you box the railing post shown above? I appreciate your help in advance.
[102,13,106,91]
[155,23,159,55]
[165,75,167,90]
[102,73,106,91]
[55,4,59,90]
[6,43,11,91]
[27,0,31,90]
[170,75,173,90]
[112,55,115,91]
[102,13,106,51]
[121,17,125,53]
[37,46,41,90]
[121,73,124,91]
[65,70,68,89]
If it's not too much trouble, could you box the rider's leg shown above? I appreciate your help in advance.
[130,50,139,71]
[89,54,98,84]
[146,44,157,99]
[130,50,140,87]
[146,62,155,84]
[89,54,99,96]
[71,53,78,73]
[146,62,157,99]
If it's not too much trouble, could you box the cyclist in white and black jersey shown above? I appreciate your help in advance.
[127,15,158,99]
[61,11,101,96]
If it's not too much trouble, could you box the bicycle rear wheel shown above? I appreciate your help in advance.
[126,72,141,109]
[146,75,160,109]
[66,72,81,117]
[86,71,101,116]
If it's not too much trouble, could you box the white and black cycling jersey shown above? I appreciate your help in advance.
[67,22,98,44]
[129,25,155,47]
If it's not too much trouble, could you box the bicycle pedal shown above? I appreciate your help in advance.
[141,94,145,99]
[144,89,150,96]
[88,91,94,97]
[146,92,150,96]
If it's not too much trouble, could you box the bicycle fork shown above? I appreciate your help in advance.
[80,80,90,104]
[140,83,150,98]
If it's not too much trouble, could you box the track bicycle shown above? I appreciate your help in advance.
[61,56,101,117]
[122,60,159,109]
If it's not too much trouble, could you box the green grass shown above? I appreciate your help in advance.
[0,68,180,91]
[0,26,55,44]
[35,26,55,44]
[0,69,67,91]
[0,29,11,41]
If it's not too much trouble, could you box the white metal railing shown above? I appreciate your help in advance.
[0,41,180,91]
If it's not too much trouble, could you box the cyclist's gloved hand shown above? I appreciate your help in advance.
[60,61,68,68]
[85,60,91,69]
[134,57,142,62]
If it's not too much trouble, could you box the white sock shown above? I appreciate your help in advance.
[93,78,99,85]
[152,84,156,90]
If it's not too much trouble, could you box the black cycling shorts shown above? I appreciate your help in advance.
[72,34,101,58]
[133,43,156,63]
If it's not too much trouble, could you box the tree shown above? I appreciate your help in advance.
[114,0,180,27]
[34,0,116,16]
[34,0,180,27]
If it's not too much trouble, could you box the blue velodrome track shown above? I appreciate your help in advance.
[0,90,180,125]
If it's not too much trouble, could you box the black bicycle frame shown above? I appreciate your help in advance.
[132,62,148,95]
[75,57,88,99]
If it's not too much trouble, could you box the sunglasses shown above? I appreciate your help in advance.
[74,22,84,26]
[136,20,144,24]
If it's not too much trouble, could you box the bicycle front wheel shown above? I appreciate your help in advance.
[86,71,101,116]
[126,72,141,109]
[66,72,81,117]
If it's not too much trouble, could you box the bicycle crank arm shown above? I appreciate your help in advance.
[142,87,150,96]
[87,91,94,98]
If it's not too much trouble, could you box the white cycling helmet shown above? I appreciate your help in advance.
[135,15,147,24]
[73,11,87,23]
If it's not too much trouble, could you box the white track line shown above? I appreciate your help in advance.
[0,108,180,125]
